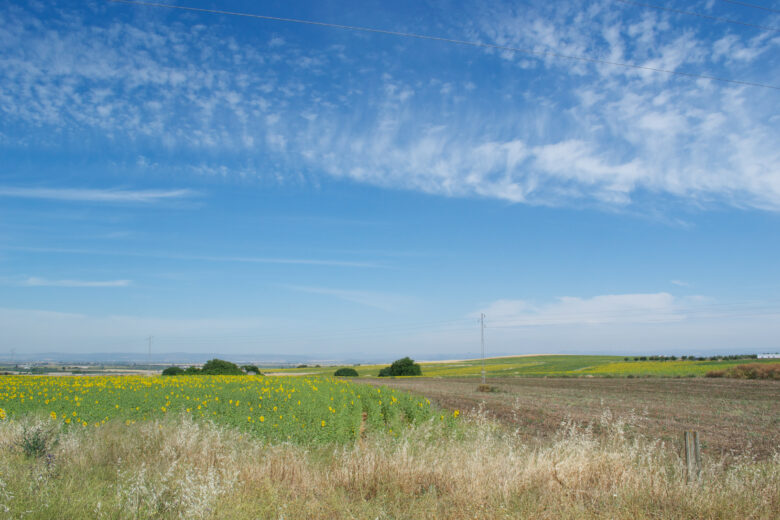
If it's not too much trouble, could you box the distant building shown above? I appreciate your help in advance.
[757,353,780,359]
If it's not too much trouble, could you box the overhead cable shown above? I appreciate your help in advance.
[719,0,780,14]
[106,0,780,91]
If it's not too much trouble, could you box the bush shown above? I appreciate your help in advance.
[706,364,780,380]
[200,359,244,375]
[184,366,201,374]
[18,423,58,458]
[334,367,358,377]
[162,366,184,376]
[241,365,262,375]
[377,357,422,377]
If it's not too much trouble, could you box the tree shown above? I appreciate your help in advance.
[241,364,262,375]
[200,358,244,375]
[377,357,422,377]
[161,366,184,376]
[334,367,358,377]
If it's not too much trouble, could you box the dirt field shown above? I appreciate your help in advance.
[364,377,780,460]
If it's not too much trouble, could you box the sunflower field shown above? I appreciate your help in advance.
[0,375,454,444]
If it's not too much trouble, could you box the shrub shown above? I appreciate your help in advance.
[201,359,244,375]
[727,363,780,380]
[242,365,262,375]
[334,367,358,377]
[17,423,58,458]
[706,364,779,379]
[162,366,184,376]
[184,366,201,374]
[378,357,422,377]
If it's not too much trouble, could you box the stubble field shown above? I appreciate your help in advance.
[363,376,780,459]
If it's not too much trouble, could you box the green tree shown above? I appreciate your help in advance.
[378,357,422,377]
[334,367,358,377]
[200,359,244,375]
[161,366,184,376]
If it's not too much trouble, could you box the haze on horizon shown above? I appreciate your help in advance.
[1,0,779,360]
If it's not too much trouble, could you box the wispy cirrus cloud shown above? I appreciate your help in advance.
[19,277,131,288]
[3,246,385,269]
[1,1,778,211]
[281,284,410,311]
[0,186,196,203]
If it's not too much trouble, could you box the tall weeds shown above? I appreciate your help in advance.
[0,411,777,519]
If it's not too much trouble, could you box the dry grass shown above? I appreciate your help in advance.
[1,410,778,519]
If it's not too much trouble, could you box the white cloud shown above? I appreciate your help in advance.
[0,187,196,203]
[474,293,682,326]
[433,292,780,355]
[20,277,131,288]
[1,1,778,212]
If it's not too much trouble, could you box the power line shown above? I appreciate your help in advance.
[480,313,486,385]
[615,0,780,33]
[719,0,780,14]
[106,0,780,91]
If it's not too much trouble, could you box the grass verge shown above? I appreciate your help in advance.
[1,410,777,519]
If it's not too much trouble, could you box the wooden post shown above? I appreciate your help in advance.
[684,430,701,481]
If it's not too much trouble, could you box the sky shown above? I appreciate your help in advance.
[1,0,779,361]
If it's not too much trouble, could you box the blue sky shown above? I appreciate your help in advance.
[1,0,779,360]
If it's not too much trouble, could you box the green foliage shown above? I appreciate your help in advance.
[241,365,262,375]
[334,367,358,377]
[0,375,445,445]
[378,357,422,377]
[200,359,244,375]
[184,366,201,374]
[162,366,185,376]
[18,423,58,458]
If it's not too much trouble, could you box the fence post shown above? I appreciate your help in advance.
[684,430,701,481]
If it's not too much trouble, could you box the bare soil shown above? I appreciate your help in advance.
[364,377,780,459]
